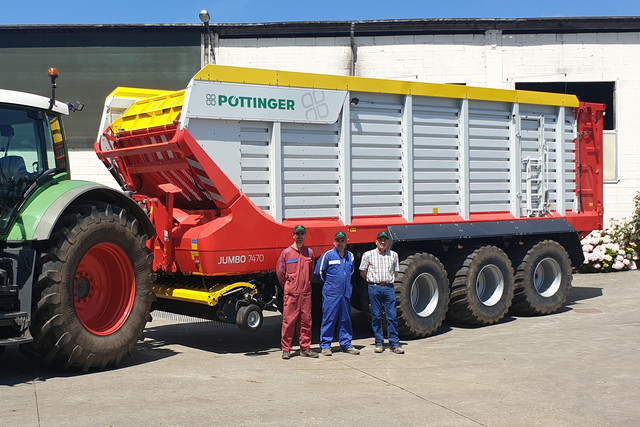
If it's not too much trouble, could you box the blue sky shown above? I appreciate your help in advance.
[2,0,639,25]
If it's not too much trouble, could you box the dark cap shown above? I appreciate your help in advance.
[376,231,389,240]
[294,225,306,234]
[334,231,346,240]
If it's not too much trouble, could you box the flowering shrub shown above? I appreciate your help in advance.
[579,229,638,273]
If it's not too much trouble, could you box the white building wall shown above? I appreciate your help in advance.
[71,28,640,225]
[69,151,119,189]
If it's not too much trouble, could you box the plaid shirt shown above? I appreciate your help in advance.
[359,248,399,284]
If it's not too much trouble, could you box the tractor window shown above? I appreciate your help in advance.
[0,105,58,234]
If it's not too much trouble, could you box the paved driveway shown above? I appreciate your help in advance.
[1,270,639,426]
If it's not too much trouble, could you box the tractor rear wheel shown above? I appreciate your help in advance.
[26,204,154,371]
[448,245,514,325]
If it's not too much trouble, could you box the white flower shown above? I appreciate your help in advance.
[583,244,594,252]
[594,263,602,269]
[616,255,624,262]
[631,263,638,270]
[604,254,613,262]
[612,261,625,270]
[623,259,630,266]
[618,250,626,255]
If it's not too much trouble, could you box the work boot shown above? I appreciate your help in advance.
[282,351,291,359]
[321,348,332,356]
[390,346,405,354]
[343,346,360,355]
[374,345,384,353]
[301,349,319,358]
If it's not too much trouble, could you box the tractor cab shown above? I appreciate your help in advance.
[0,69,81,236]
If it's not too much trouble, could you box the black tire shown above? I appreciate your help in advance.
[311,281,323,327]
[395,253,449,338]
[511,240,572,315]
[350,274,369,314]
[448,245,514,325]
[25,204,154,371]
[236,304,263,333]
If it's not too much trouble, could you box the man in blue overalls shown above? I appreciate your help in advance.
[314,231,360,356]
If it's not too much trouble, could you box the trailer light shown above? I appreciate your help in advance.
[457,244,463,249]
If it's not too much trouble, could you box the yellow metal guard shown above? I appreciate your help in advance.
[152,282,257,307]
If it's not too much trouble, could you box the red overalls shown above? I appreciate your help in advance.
[276,245,315,352]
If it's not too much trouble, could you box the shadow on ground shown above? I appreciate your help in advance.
[2,284,601,384]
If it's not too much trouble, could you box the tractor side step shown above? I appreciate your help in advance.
[0,335,33,345]
[0,311,32,345]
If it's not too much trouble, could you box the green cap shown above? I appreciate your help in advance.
[334,231,347,240]
[377,231,389,240]
[294,225,306,234]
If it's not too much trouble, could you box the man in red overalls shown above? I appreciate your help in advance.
[276,225,318,359]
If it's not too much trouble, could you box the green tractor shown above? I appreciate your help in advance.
[0,69,155,370]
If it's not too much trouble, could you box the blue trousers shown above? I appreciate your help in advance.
[368,284,400,347]
[320,291,353,349]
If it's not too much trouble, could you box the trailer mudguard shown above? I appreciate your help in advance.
[6,179,153,242]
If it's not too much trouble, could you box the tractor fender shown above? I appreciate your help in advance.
[7,180,154,242]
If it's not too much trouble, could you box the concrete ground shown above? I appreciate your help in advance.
[1,270,639,426]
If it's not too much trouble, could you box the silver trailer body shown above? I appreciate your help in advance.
[180,67,579,225]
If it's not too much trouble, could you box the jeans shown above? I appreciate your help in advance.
[368,284,400,347]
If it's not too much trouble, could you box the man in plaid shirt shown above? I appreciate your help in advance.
[359,231,405,354]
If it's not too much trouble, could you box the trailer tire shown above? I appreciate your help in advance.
[511,240,572,315]
[236,304,263,333]
[395,253,449,338]
[26,204,154,371]
[448,246,514,325]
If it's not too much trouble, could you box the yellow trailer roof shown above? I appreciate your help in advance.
[193,64,580,108]
[109,64,580,134]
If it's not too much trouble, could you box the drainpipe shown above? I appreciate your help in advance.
[350,22,357,76]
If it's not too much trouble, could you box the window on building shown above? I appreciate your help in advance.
[515,82,614,130]
[516,81,617,182]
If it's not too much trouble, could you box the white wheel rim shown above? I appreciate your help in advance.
[475,264,504,307]
[247,310,261,328]
[410,272,440,317]
[533,257,562,297]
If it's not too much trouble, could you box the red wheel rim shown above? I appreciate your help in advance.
[74,243,135,336]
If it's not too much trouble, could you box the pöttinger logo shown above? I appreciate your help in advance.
[302,91,329,120]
